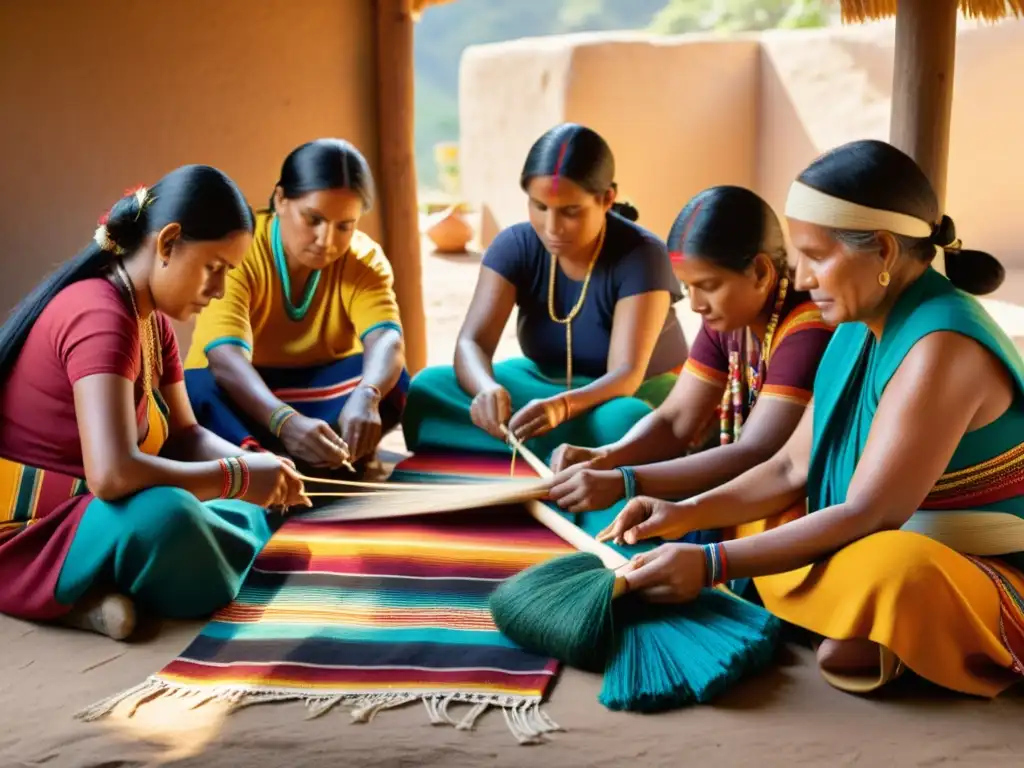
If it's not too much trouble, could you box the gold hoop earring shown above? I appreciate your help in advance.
[878,271,891,287]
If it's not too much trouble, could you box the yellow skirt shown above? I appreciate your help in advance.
[730,504,1024,697]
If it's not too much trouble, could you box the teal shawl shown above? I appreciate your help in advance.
[808,267,1024,519]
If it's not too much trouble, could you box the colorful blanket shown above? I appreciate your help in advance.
[76,451,573,744]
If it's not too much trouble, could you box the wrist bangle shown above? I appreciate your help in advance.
[218,458,231,499]
[236,456,251,499]
[701,542,729,587]
[269,404,297,438]
[219,456,249,499]
[560,394,573,421]
[240,436,264,452]
[617,466,637,500]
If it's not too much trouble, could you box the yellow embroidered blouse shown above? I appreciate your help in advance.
[184,211,402,370]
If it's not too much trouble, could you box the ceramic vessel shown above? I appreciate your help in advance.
[425,204,473,253]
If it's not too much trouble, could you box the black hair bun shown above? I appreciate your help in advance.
[931,214,957,247]
[945,249,1005,296]
[611,200,639,222]
[103,191,149,254]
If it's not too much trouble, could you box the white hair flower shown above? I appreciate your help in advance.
[93,224,125,255]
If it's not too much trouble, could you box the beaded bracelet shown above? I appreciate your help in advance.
[269,405,297,438]
[217,456,251,500]
[701,542,729,587]
[617,466,637,500]
[240,436,265,452]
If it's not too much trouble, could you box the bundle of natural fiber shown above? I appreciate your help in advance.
[488,431,781,712]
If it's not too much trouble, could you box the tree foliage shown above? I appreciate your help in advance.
[413,0,835,186]
[649,0,833,35]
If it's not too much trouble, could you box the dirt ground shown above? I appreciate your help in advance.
[2,238,1023,767]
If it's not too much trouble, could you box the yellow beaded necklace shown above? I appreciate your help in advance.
[112,260,161,399]
[546,225,606,391]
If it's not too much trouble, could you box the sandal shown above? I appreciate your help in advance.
[818,644,906,693]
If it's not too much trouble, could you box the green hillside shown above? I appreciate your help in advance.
[411,0,833,186]
[412,0,666,186]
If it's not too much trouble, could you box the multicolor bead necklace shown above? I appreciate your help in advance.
[719,276,789,445]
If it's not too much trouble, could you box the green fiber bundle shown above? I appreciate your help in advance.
[489,552,615,672]
[489,551,781,712]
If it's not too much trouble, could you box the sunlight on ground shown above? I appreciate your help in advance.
[101,694,232,763]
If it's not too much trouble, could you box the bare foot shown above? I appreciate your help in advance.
[62,593,136,640]
[817,638,881,673]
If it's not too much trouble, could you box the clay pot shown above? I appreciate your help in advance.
[425,204,473,254]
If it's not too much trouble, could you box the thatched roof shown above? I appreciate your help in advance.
[414,0,1023,24]
[411,0,455,15]
[839,1,1021,22]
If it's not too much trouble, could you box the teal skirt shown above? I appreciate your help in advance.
[401,357,677,558]
[55,487,272,619]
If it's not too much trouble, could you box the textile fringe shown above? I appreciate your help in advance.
[74,677,562,746]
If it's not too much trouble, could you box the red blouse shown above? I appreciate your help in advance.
[0,278,182,475]
[682,284,833,411]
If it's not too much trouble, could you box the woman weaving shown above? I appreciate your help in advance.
[185,139,409,476]
[0,166,308,640]
[602,139,1024,698]
[546,186,832,521]
[403,123,689,466]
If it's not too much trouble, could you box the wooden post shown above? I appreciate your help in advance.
[889,0,959,208]
[375,0,428,374]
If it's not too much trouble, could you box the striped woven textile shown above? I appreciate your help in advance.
[77,450,574,744]
[0,456,87,537]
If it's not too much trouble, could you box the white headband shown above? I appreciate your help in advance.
[785,180,946,274]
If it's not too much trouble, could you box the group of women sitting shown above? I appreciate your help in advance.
[2,122,1022,705]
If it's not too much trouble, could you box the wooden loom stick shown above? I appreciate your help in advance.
[305,490,429,498]
[500,426,630,573]
[302,429,630,589]
[298,477,552,522]
[298,474,477,491]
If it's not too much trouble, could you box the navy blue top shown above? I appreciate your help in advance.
[482,212,687,380]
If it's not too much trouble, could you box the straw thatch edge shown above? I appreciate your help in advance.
[841,0,1024,23]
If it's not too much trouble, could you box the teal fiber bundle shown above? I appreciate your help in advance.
[489,553,782,713]
[598,588,782,712]
[489,552,615,672]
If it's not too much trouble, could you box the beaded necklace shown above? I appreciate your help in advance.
[112,260,162,397]
[111,260,166,444]
[271,215,323,322]
[719,275,789,445]
[546,225,606,391]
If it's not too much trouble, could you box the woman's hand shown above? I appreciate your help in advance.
[470,384,513,439]
[597,496,694,545]
[548,467,624,513]
[241,453,311,509]
[508,396,570,442]
[278,413,351,469]
[338,386,383,463]
[549,443,607,473]
[622,543,707,603]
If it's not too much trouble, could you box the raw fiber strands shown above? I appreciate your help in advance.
[487,433,782,712]
[490,551,782,712]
